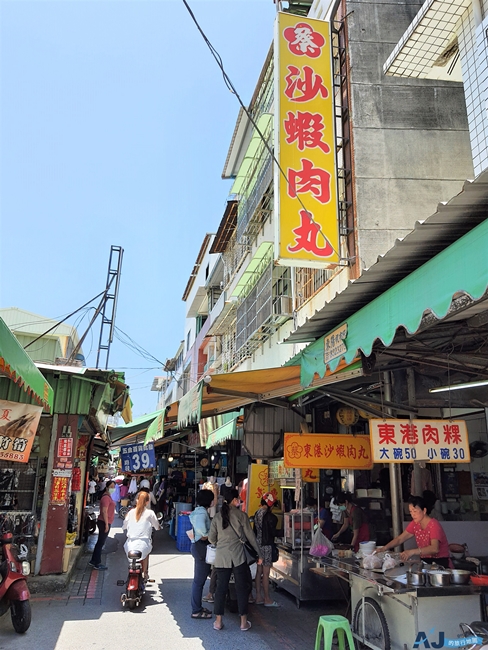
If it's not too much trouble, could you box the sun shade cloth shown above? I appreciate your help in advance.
[108,408,166,444]
[178,382,203,429]
[0,318,53,412]
[205,417,238,449]
[300,216,488,387]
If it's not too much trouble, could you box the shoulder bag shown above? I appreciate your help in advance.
[229,518,259,565]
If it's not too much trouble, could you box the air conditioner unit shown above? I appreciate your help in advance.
[274,296,292,316]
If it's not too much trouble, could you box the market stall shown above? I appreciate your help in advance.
[314,555,482,650]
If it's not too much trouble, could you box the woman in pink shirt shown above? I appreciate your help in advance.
[378,494,450,568]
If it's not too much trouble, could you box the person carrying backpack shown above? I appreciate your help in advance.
[253,492,280,607]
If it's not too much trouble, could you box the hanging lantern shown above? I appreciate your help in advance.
[336,406,359,426]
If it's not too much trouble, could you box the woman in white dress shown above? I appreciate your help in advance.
[123,491,160,579]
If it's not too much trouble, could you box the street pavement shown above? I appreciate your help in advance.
[0,517,345,650]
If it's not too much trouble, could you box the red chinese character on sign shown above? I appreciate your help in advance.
[323,444,335,458]
[304,468,318,480]
[347,445,357,459]
[400,423,419,445]
[314,444,322,457]
[287,442,303,459]
[304,444,312,458]
[287,210,334,257]
[283,22,325,58]
[443,424,462,445]
[377,423,397,445]
[0,409,12,422]
[284,65,329,103]
[284,111,331,154]
[358,445,369,460]
[336,444,345,458]
[422,425,439,445]
[288,159,331,204]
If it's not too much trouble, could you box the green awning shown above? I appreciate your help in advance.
[108,408,166,444]
[205,417,237,449]
[178,382,203,429]
[144,412,164,446]
[0,318,53,412]
[300,217,488,387]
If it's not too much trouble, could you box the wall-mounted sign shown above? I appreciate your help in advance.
[274,12,339,267]
[336,406,358,426]
[0,399,42,463]
[324,324,348,364]
[284,433,373,470]
[57,438,73,458]
[269,459,295,481]
[120,442,156,472]
[370,419,470,463]
[50,476,70,505]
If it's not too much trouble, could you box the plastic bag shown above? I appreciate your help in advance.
[205,544,217,564]
[382,553,397,572]
[363,554,382,570]
[309,528,333,557]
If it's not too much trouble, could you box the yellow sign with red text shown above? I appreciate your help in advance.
[275,13,339,266]
[284,433,373,470]
[247,464,280,517]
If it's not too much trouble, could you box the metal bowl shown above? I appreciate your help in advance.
[428,570,451,587]
[450,570,472,585]
[408,570,426,586]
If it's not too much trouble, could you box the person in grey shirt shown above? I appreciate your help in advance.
[208,488,262,632]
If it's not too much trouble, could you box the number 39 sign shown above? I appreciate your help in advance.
[120,442,156,472]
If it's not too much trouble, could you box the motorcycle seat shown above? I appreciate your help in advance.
[467,622,488,637]
[128,551,142,560]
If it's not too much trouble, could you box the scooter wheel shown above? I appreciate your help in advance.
[127,600,135,610]
[10,600,31,634]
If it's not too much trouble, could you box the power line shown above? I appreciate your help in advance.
[180,0,340,259]
[24,289,107,350]
[113,326,165,366]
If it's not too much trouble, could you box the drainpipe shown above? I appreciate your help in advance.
[407,368,423,497]
[383,372,402,545]
[472,0,483,27]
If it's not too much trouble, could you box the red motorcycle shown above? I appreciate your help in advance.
[0,530,31,633]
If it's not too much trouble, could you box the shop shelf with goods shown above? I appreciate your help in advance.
[176,513,192,552]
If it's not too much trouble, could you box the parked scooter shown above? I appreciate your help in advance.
[0,529,31,633]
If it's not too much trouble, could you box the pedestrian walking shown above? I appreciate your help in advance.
[208,488,262,632]
[88,476,97,505]
[89,480,115,570]
[189,489,214,619]
[254,492,279,607]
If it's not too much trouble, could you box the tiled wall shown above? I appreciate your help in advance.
[457,7,488,174]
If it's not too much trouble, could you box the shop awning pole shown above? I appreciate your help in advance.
[384,371,402,546]
[408,367,423,497]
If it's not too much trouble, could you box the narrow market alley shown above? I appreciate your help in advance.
[0,518,343,650]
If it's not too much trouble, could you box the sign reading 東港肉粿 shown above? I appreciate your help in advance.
[284,433,373,470]
[324,323,347,364]
[120,442,156,472]
[370,419,470,463]
[274,13,339,267]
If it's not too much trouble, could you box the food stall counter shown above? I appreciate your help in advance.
[313,556,482,650]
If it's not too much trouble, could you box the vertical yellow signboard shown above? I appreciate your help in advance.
[274,13,339,266]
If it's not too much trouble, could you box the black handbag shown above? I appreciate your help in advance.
[230,520,259,565]
[271,543,279,563]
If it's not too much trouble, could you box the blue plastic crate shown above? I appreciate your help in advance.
[176,536,192,553]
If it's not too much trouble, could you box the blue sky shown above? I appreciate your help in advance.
[0,0,277,416]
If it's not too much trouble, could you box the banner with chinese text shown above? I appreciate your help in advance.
[120,442,156,472]
[274,13,339,267]
[0,399,42,463]
[370,419,470,463]
[284,433,372,469]
[247,464,280,515]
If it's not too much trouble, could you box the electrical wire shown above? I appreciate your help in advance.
[113,326,165,366]
[24,289,107,350]
[181,0,340,259]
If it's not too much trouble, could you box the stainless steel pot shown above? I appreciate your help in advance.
[408,570,426,586]
[450,569,472,585]
[428,570,451,587]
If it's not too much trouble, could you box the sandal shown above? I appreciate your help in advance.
[241,621,252,631]
[202,594,214,603]
[213,622,224,631]
[192,610,212,619]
